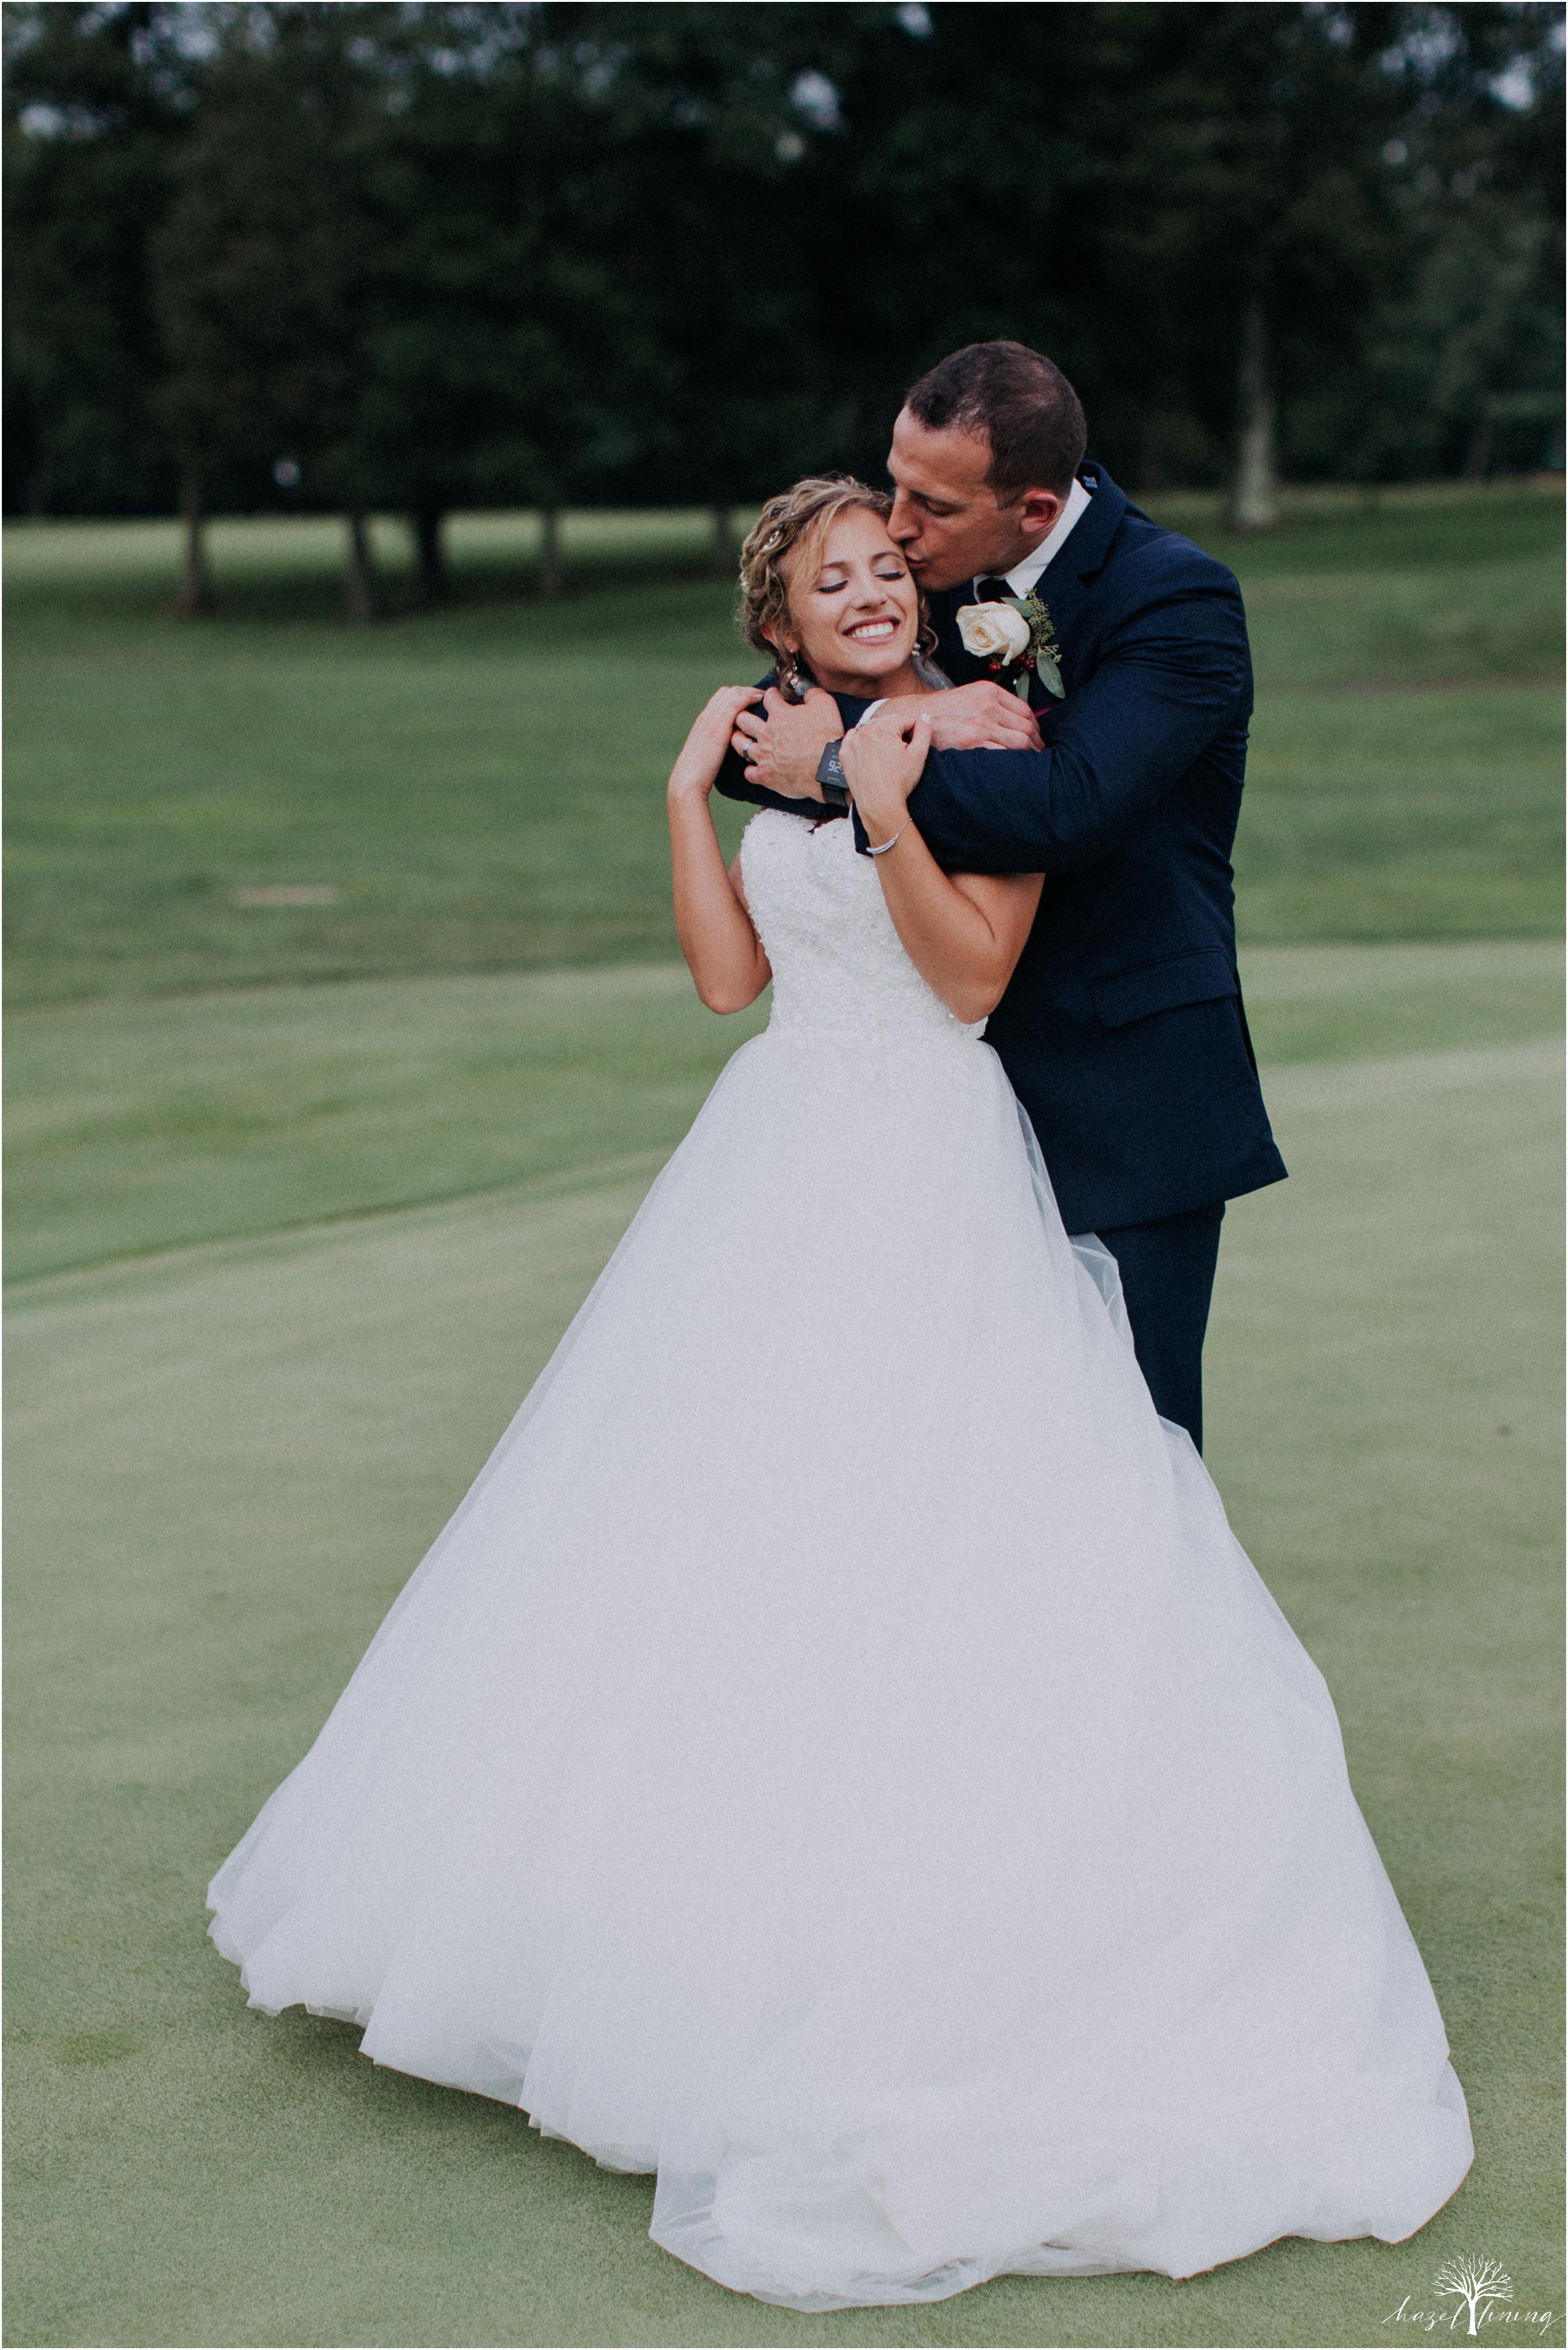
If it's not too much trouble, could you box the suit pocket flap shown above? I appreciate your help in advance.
[1090,950,1237,1029]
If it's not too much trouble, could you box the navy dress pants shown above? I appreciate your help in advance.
[1091,1202,1226,1452]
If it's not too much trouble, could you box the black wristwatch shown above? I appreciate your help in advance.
[816,738,850,808]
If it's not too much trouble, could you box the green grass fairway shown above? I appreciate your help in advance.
[5,485,1561,1007]
[6,487,1563,2346]
[1239,687,1560,941]
[6,998,1562,2349]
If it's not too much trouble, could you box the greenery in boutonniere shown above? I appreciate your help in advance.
[1015,593,1064,699]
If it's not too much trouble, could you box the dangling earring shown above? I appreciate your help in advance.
[779,650,808,703]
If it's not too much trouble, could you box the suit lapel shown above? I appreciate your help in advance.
[1030,463,1125,671]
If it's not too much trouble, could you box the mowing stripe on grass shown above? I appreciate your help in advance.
[6,939,1561,1284]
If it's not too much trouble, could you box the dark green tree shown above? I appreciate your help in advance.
[1068,4,1415,526]
[3,3,187,523]
[151,3,385,617]
[563,4,869,558]
[778,3,1116,482]
[1364,4,1564,480]
[354,4,665,601]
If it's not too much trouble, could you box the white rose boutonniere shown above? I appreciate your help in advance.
[956,591,1064,701]
[957,602,1032,664]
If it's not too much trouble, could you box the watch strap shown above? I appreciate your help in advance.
[816,738,850,807]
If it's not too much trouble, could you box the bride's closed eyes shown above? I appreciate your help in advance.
[813,559,910,597]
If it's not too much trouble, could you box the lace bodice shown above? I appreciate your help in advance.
[739,810,985,1047]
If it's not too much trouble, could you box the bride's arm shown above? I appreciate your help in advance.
[840,708,1043,1027]
[668,688,773,1014]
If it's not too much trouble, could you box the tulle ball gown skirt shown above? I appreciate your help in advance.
[209,954,1471,2308]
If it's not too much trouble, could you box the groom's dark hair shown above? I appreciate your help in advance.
[904,341,1087,501]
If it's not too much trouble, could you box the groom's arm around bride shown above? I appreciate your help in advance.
[719,339,1287,1452]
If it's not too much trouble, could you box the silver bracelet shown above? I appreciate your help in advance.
[865,817,912,859]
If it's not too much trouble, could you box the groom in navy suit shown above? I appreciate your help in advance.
[718,339,1285,1451]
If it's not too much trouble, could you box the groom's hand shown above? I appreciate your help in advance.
[729,687,840,800]
[881,682,1043,754]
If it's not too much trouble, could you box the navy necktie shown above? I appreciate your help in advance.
[973,576,1014,603]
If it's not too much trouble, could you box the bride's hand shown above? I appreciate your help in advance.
[669,688,761,803]
[839,706,933,844]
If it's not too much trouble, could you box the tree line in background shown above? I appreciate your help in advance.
[5,0,1562,618]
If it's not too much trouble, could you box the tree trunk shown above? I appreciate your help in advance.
[411,503,447,603]
[709,504,738,575]
[1229,300,1279,532]
[538,506,562,600]
[26,455,49,522]
[344,509,377,625]
[177,465,215,617]
[1462,418,1493,480]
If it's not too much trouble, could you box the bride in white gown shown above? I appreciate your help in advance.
[209,479,1472,2311]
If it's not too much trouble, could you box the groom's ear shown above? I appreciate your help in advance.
[1015,486,1066,546]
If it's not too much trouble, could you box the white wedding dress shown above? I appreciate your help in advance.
[209,808,1473,2310]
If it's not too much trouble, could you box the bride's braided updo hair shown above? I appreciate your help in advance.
[737,475,934,690]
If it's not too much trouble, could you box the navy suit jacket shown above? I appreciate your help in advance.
[716,462,1286,1235]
